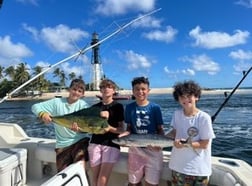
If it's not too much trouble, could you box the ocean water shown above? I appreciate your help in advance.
[0,93,251,165]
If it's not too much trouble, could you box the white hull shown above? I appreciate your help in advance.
[0,122,251,186]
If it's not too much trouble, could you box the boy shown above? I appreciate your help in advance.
[168,80,215,186]
[31,79,90,172]
[124,76,164,186]
[88,79,125,186]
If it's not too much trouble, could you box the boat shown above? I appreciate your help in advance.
[96,92,134,101]
[0,122,252,186]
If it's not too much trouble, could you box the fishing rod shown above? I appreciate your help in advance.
[0,8,161,104]
[211,66,252,123]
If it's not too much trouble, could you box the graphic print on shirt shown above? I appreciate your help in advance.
[135,109,150,134]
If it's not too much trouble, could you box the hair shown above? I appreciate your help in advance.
[99,79,116,90]
[131,76,149,87]
[69,79,85,91]
[172,80,201,101]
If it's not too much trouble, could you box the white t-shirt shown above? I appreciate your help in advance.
[169,109,215,176]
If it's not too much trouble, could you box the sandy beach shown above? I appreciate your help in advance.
[4,88,252,101]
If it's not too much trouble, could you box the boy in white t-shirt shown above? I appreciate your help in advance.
[168,80,215,186]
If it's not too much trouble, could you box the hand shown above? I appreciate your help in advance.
[103,125,117,133]
[41,112,52,124]
[100,111,109,119]
[70,122,80,132]
[118,131,130,138]
[174,139,188,148]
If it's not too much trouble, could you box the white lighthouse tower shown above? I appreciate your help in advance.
[90,32,103,90]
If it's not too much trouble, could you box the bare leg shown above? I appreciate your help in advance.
[97,162,114,186]
[91,165,101,186]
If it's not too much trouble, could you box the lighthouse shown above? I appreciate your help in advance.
[90,32,103,90]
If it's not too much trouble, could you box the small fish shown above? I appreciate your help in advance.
[112,134,174,148]
[52,106,109,134]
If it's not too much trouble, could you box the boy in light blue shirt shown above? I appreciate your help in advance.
[31,79,90,172]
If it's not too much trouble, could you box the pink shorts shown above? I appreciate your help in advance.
[128,147,163,185]
[88,143,120,167]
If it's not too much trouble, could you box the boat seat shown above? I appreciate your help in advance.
[209,166,241,186]
[35,141,56,163]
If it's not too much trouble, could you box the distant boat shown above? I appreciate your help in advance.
[96,92,134,100]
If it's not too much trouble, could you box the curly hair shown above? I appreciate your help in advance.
[172,80,201,101]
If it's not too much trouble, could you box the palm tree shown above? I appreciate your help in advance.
[32,65,48,92]
[14,63,30,89]
[68,72,76,81]
[53,67,67,90]
[4,66,15,80]
[0,65,4,80]
[59,70,67,87]
[53,67,61,80]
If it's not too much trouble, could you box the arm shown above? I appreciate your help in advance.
[118,123,131,138]
[31,99,56,124]
[106,121,125,134]
[191,139,210,149]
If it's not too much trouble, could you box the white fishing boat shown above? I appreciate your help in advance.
[0,122,251,186]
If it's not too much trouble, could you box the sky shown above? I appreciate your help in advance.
[0,0,252,90]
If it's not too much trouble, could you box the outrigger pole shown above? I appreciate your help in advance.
[211,66,252,123]
[0,8,161,104]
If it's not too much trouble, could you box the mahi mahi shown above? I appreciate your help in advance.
[52,106,109,134]
[112,134,174,148]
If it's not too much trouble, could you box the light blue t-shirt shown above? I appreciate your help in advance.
[31,97,89,148]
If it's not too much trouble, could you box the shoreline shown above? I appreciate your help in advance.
[3,88,252,101]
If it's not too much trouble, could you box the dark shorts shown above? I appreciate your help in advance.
[55,137,89,172]
[171,170,209,186]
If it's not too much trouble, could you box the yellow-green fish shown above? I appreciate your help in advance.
[52,106,109,134]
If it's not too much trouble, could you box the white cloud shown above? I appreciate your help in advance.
[132,15,162,28]
[181,54,220,75]
[22,23,39,41]
[164,66,195,77]
[182,68,195,76]
[94,0,156,15]
[0,36,33,66]
[142,26,178,43]
[61,62,87,78]
[235,0,252,8]
[229,49,252,61]
[233,61,251,74]
[16,0,39,6]
[164,66,179,78]
[189,26,250,49]
[40,24,89,53]
[122,50,152,70]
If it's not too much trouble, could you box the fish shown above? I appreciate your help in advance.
[112,134,174,148]
[52,106,109,134]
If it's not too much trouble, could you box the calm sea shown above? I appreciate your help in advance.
[0,93,251,165]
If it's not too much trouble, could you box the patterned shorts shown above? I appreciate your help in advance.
[171,170,209,186]
[55,137,89,172]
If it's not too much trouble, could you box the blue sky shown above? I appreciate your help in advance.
[1,0,252,89]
